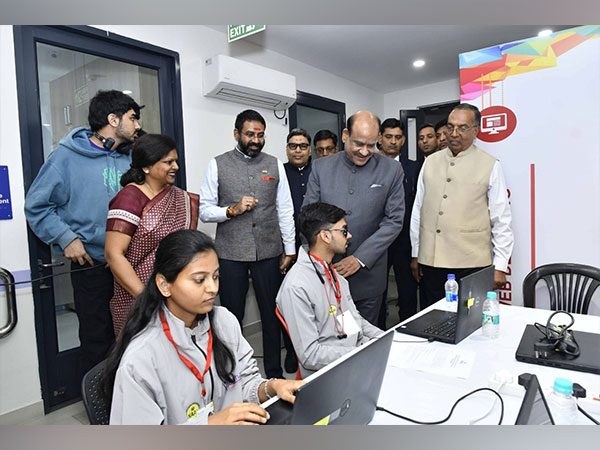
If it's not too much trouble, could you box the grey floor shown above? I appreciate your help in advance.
[23,278,403,424]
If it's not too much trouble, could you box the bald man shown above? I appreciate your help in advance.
[303,111,405,325]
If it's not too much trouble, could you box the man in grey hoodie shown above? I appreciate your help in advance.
[25,90,141,375]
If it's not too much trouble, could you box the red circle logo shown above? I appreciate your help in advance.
[477,106,517,143]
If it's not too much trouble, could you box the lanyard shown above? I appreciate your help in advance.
[309,253,346,338]
[159,310,213,397]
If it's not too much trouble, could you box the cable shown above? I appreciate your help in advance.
[577,404,600,425]
[376,387,504,425]
[273,110,286,120]
[0,264,104,288]
[469,381,505,424]
[533,310,580,357]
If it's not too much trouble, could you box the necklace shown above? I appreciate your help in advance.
[144,182,158,197]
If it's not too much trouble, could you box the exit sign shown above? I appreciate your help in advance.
[228,25,266,43]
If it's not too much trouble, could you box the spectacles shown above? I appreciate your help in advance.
[445,124,478,135]
[316,145,336,153]
[287,143,310,150]
[321,227,349,238]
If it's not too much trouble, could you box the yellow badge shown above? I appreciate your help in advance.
[262,169,268,173]
[186,403,200,419]
[328,305,337,315]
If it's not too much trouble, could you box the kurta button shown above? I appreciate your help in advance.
[349,189,354,194]
[352,169,356,173]
[439,211,443,215]
[446,178,451,182]
[301,183,305,187]
[443,194,448,199]
[436,229,441,233]
[450,162,455,167]
[249,175,253,179]
[252,224,256,228]
[347,210,352,215]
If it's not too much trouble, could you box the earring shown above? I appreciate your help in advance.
[143,169,150,174]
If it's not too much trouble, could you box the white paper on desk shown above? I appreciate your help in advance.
[388,345,476,379]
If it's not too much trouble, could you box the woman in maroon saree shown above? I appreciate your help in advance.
[105,134,198,336]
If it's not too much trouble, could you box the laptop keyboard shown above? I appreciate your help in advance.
[423,315,457,339]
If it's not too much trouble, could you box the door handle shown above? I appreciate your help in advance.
[0,267,18,339]
[37,259,65,269]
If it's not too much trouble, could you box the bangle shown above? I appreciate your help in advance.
[264,378,276,400]
[226,206,235,218]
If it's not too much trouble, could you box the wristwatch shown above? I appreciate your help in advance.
[226,206,235,218]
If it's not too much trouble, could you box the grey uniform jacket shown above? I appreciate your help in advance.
[303,152,405,300]
[110,305,265,425]
[276,247,382,379]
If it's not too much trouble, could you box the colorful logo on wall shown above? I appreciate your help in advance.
[477,105,517,142]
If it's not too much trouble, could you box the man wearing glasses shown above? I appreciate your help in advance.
[313,129,339,158]
[284,128,313,254]
[276,202,382,379]
[304,111,405,326]
[410,104,514,308]
[199,109,296,378]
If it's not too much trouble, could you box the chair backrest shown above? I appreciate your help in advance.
[522,263,600,315]
[275,306,302,380]
[81,359,110,425]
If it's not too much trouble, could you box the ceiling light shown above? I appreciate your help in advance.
[538,29,553,37]
[413,59,425,68]
[122,90,133,95]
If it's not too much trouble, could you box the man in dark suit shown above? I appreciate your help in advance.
[377,118,422,327]
[303,111,405,325]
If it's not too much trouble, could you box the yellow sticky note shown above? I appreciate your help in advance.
[467,298,475,309]
[314,415,330,425]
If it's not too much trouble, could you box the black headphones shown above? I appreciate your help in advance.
[94,132,115,151]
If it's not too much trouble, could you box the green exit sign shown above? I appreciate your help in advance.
[228,25,266,43]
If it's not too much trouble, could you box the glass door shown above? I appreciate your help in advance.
[14,25,185,412]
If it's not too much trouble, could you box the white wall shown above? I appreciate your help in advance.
[383,78,459,118]
[0,24,383,417]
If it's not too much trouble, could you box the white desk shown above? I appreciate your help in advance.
[371,303,600,425]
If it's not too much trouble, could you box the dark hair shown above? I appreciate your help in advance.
[88,90,142,132]
[419,123,436,133]
[234,109,266,134]
[380,118,405,134]
[451,104,481,126]
[314,129,338,146]
[434,119,447,132]
[120,134,177,186]
[286,128,311,145]
[299,202,346,247]
[347,112,381,137]
[101,230,236,406]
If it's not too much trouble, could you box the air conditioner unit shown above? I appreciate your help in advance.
[203,54,296,110]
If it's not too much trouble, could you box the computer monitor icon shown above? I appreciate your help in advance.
[481,113,507,135]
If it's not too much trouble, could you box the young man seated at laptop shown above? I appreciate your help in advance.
[276,202,382,379]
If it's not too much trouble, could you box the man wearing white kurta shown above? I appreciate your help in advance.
[410,104,514,308]
[276,202,382,379]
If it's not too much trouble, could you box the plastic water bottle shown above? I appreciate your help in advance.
[444,274,458,303]
[482,291,499,338]
[546,378,579,425]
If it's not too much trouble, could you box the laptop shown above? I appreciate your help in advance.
[515,373,555,425]
[396,265,495,344]
[264,329,394,425]
[515,324,600,375]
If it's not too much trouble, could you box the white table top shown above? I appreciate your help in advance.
[370,303,600,425]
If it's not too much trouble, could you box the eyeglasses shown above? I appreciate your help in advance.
[445,124,478,135]
[316,146,336,153]
[319,227,349,238]
[287,143,310,150]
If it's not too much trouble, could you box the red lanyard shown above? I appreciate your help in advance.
[309,253,345,337]
[159,310,213,397]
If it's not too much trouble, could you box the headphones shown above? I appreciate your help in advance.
[94,132,115,151]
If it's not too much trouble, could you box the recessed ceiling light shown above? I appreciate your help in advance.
[538,29,553,37]
[122,90,133,95]
[413,59,425,68]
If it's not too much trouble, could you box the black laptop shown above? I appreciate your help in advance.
[515,324,600,375]
[515,373,555,425]
[264,329,394,425]
[396,265,495,344]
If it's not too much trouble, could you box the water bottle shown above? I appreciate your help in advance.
[444,274,458,303]
[546,378,579,425]
[482,291,499,338]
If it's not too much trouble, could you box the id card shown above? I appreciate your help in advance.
[336,310,360,345]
